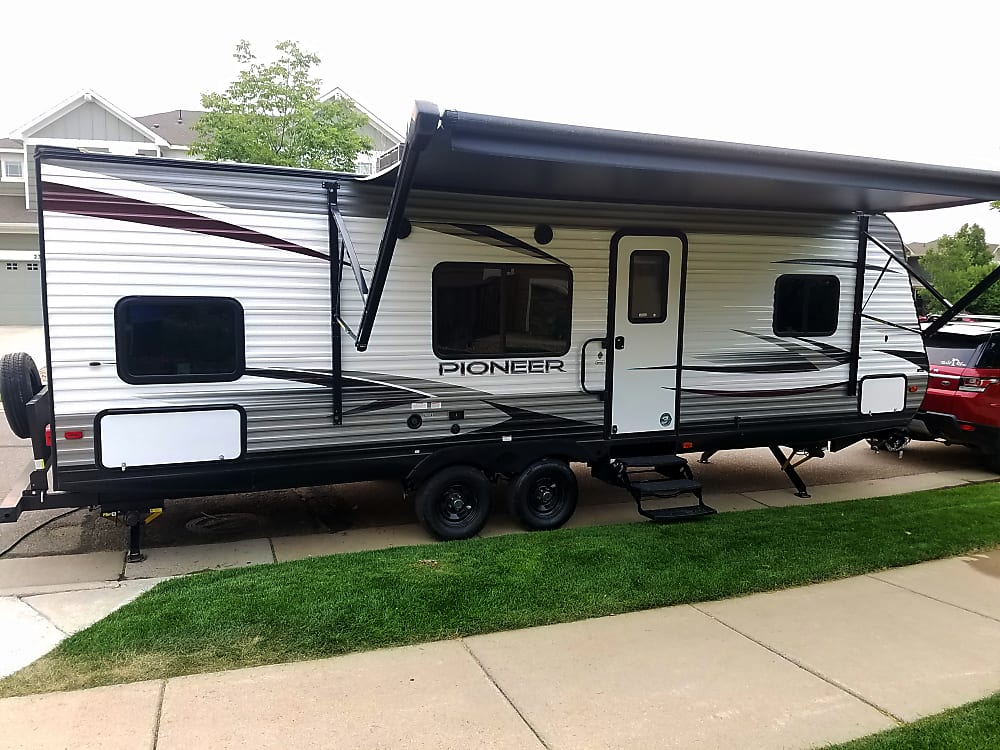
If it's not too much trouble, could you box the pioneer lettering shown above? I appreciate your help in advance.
[439,359,566,376]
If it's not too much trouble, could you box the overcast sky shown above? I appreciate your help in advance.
[3,0,997,242]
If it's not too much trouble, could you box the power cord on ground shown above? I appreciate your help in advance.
[0,507,84,558]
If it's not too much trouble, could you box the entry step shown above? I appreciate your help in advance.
[638,504,717,522]
[617,455,688,469]
[630,478,702,496]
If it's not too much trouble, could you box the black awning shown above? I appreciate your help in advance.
[370,107,1000,213]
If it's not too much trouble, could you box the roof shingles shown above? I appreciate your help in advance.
[134,110,205,147]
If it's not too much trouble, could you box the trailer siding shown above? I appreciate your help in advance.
[38,154,924,473]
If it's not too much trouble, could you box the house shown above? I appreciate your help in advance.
[0,89,403,325]
[320,87,404,174]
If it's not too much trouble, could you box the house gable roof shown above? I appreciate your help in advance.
[14,90,168,146]
[321,87,404,145]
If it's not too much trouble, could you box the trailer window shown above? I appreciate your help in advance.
[628,250,669,323]
[433,263,572,358]
[115,296,245,384]
[773,274,840,337]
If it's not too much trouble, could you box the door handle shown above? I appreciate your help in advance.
[614,336,625,350]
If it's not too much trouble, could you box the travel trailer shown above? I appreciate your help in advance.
[3,101,999,556]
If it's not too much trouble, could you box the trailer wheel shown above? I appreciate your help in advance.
[506,458,578,531]
[0,353,42,439]
[413,465,492,541]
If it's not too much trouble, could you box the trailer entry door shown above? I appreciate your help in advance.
[610,235,685,436]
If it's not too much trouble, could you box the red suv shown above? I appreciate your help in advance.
[909,319,1000,470]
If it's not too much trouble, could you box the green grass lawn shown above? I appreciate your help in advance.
[3,482,1000,696]
[826,692,1000,749]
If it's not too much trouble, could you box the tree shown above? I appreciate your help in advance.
[992,201,999,211]
[919,223,1000,314]
[190,40,372,171]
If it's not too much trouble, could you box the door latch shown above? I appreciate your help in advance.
[614,336,625,350]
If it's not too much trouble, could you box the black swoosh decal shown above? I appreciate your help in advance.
[415,223,566,264]
[680,381,848,397]
[878,349,929,369]
[42,182,328,260]
[773,259,900,274]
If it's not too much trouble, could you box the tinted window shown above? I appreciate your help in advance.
[628,251,668,323]
[433,263,572,358]
[925,333,985,369]
[115,297,245,384]
[976,336,1000,369]
[773,274,840,337]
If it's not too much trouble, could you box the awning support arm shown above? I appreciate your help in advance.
[333,206,368,304]
[864,231,952,309]
[923,264,1000,337]
[324,181,344,426]
[848,215,869,397]
[355,101,440,352]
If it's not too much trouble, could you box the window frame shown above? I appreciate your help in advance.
[432,261,574,360]
[627,249,670,324]
[114,295,246,385]
[772,273,841,338]
[2,159,23,179]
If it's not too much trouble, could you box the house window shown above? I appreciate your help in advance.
[26,262,39,271]
[628,250,669,323]
[2,160,22,179]
[5,262,18,271]
[773,274,840,337]
[115,296,245,384]
[433,263,572,358]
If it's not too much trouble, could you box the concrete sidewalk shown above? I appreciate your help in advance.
[1,550,998,749]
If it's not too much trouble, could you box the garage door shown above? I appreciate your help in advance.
[0,260,42,325]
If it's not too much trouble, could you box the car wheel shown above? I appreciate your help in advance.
[1,352,42,439]
[413,465,492,541]
[506,458,578,531]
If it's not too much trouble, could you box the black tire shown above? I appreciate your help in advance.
[506,458,578,531]
[0,352,42,439]
[413,465,492,541]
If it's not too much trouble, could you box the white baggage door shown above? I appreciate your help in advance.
[610,235,685,435]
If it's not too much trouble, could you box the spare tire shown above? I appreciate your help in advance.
[1,353,43,439]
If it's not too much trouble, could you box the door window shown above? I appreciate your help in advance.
[628,251,669,324]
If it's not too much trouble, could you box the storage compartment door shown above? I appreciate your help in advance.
[98,408,244,469]
[859,376,907,415]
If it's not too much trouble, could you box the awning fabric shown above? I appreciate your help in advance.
[371,108,1000,213]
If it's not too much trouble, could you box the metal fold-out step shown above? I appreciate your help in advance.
[616,454,688,470]
[615,455,717,523]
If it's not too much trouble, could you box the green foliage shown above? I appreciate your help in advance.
[827,692,1000,749]
[190,40,372,171]
[5,482,1000,696]
[918,223,1000,313]
[992,200,999,211]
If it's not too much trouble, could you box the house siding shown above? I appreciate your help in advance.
[32,101,154,142]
